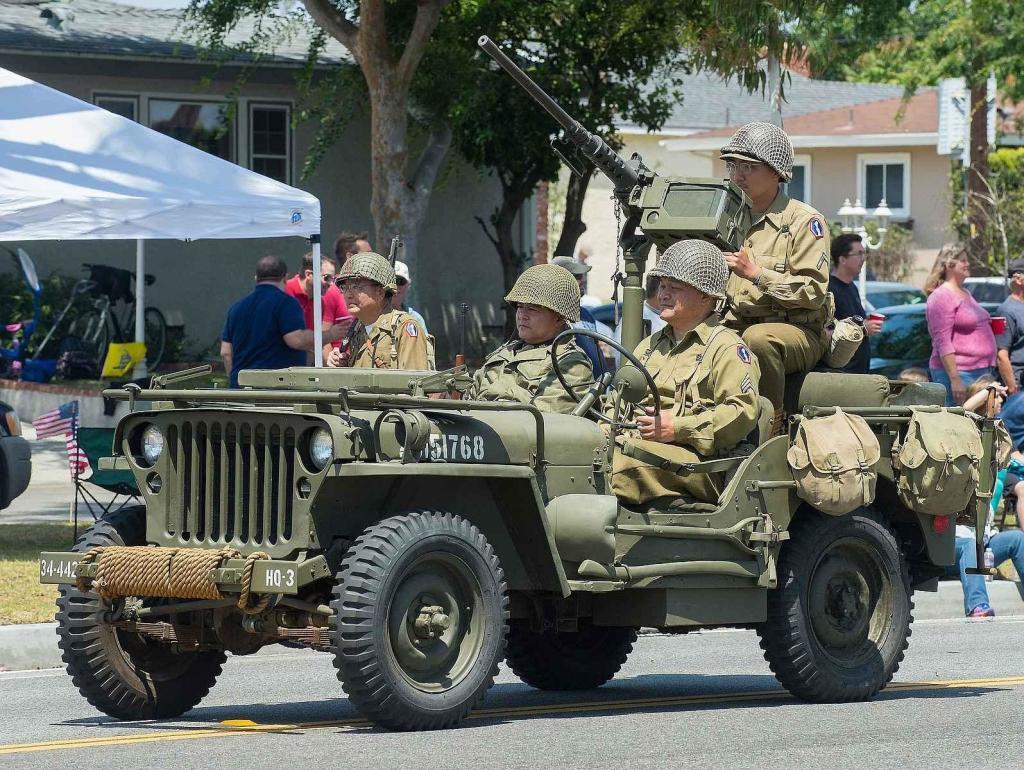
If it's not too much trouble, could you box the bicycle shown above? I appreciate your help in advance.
[37,263,168,373]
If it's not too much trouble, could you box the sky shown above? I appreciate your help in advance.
[105,0,190,8]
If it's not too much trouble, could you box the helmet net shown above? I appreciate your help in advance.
[338,252,397,292]
[504,263,581,322]
[648,239,729,299]
[721,121,794,181]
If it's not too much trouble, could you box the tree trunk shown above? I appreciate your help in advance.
[477,187,531,338]
[553,170,595,258]
[967,78,990,270]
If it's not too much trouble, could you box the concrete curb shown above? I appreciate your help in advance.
[3,581,1023,672]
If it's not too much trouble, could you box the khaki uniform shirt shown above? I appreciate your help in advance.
[348,309,431,370]
[609,317,762,505]
[724,191,831,328]
[469,339,594,414]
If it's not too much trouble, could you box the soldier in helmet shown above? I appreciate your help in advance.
[326,252,432,370]
[468,263,595,413]
[610,240,762,506]
[718,121,831,422]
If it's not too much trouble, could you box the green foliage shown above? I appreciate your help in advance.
[950,147,1024,270]
[865,222,915,283]
[0,268,94,358]
[824,0,1024,99]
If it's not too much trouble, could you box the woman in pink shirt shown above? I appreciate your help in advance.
[925,243,996,405]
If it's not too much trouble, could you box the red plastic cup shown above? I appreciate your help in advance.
[991,316,1007,335]
[867,312,886,325]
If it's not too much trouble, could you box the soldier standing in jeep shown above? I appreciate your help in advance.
[719,122,831,429]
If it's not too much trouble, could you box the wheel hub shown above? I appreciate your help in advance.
[413,602,452,639]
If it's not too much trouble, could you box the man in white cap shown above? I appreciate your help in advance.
[394,260,428,334]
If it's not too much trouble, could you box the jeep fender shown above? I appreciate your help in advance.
[312,463,570,597]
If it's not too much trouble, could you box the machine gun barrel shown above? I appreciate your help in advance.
[478,35,639,194]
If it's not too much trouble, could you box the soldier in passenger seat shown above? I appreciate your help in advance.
[718,122,831,429]
[610,240,761,508]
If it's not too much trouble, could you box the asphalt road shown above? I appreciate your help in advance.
[1,618,1021,769]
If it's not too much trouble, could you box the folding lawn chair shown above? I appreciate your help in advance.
[72,426,140,533]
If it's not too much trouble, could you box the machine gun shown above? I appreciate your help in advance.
[478,36,753,351]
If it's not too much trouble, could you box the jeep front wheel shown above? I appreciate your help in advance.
[56,506,226,720]
[330,511,508,730]
[757,506,913,702]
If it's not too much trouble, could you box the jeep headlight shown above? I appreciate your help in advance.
[141,424,164,465]
[309,428,333,470]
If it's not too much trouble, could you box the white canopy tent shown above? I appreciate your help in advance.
[0,66,328,370]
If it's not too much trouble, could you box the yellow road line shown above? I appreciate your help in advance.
[3,675,1023,756]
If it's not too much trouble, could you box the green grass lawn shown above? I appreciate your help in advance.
[0,524,77,624]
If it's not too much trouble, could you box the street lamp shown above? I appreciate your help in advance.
[837,197,891,302]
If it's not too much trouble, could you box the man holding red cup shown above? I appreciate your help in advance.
[828,233,882,373]
[994,258,1024,394]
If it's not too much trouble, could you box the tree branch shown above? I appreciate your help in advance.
[409,121,452,196]
[474,214,499,249]
[396,0,450,89]
[302,0,358,53]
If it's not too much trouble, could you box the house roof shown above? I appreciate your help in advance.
[625,69,910,135]
[0,0,348,65]
[662,88,940,151]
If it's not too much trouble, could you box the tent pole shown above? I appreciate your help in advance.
[133,239,147,379]
[311,235,323,367]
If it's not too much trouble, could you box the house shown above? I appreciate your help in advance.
[0,0,527,362]
[572,69,957,301]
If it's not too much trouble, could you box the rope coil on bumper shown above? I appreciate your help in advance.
[76,546,271,614]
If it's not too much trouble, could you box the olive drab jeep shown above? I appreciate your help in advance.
[41,39,1002,731]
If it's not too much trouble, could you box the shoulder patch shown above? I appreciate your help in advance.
[809,218,825,240]
[405,321,419,338]
[736,344,752,364]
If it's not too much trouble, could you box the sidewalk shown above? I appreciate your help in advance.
[3,580,1023,672]
[0,426,120,525]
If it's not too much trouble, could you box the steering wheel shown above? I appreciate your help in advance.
[549,327,661,427]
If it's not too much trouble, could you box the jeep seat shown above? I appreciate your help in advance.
[792,371,890,412]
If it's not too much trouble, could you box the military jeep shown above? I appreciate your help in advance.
[39,38,1002,732]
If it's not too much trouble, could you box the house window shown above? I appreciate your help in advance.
[857,153,910,219]
[785,155,812,203]
[149,99,234,161]
[249,103,290,183]
[94,94,138,122]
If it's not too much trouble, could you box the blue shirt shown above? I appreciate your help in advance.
[222,283,306,388]
[576,306,607,376]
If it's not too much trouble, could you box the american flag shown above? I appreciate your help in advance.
[65,432,89,476]
[32,401,79,439]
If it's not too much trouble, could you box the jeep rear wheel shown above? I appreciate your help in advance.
[757,506,913,702]
[506,620,636,690]
[56,507,225,720]
[330,511,508,731]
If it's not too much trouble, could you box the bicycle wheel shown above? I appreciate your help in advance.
[70,311,110,365]
[144,307,167,370]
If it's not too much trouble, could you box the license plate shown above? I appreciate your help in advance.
[39,552,82,584]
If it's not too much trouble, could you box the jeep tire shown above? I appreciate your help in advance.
[330,511,508,730]
[55,506,226,720]
[757,506,913,702]
[505,620,636,690]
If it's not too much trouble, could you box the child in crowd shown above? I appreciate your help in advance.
[954,375,1024,617]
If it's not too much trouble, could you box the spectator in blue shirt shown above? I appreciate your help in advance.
[221,256,314,387]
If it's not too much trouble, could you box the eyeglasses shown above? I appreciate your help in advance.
[338,279,377,293]
[725,160,764,176]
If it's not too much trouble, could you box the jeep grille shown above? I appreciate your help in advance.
[166,419,298,549]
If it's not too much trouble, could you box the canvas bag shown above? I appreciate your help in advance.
[787,408,881,515]
[893,409,983,515]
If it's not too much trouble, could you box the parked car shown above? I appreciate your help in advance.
[0,400,31,510]
[868,302,999,379]
[861,281,925,313]
[964,276,1009,305]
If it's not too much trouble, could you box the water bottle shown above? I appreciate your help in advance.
[984,547,995,581]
